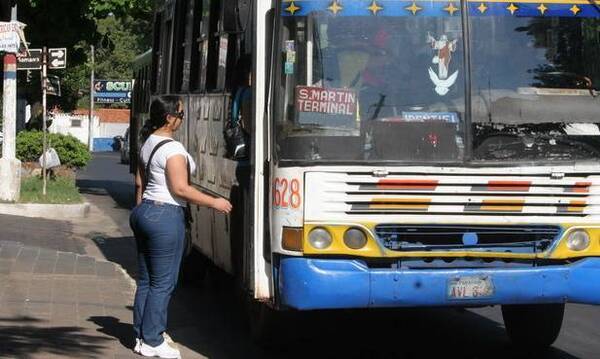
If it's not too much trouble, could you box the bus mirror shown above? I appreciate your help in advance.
[223,0,251,33]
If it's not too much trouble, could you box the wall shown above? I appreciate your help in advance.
[49,113,128,152]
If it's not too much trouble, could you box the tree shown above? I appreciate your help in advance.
[15,0,154,111]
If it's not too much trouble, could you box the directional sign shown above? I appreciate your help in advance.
[94,80,132,104]
[45,75,61,96]
[48,48,67,69]
[17,48,42,70]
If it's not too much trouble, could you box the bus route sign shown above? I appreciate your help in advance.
[93,80,132,104]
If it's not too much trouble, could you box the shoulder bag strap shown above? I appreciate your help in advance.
[141,139,174,192]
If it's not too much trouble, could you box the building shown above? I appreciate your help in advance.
[50,108,130,152]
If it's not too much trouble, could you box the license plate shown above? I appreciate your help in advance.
[448,276,494,299]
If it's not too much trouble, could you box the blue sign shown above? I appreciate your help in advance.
[94,80,132,104]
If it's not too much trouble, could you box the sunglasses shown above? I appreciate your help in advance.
[170,111,184,119]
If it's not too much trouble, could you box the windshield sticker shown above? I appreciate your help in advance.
[285,62,295,75]
[281,0,600,18]
[402,112,459,123]
[427,33,459,96]
[296,86,357,116]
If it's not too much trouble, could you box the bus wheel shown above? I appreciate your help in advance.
[502,303,564,352]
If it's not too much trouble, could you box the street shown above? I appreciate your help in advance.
[0,152,599,358]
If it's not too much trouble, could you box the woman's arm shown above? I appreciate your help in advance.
[135,166,143,206]
[166,154,233,213]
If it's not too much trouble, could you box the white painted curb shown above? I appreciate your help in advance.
[0,201,91,219]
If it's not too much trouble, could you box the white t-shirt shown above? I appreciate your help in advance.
[140,134,197,207]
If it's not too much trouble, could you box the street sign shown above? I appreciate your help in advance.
[48,47,67,69]
[45,75,61,96]
[17,48,42,70]
[0,21,24,54]
[93,80,132,104]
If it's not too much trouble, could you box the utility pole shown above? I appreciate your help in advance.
[41,46,47,195]
[88,45,94,151]
[0,1,20,202]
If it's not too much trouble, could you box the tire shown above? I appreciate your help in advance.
[502,303,564,352]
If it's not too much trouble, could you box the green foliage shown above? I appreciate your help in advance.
[16,131,91,168]
[20,175,83,204]
[18,0,154,112]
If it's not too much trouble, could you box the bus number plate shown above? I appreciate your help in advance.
[448,276,494,300]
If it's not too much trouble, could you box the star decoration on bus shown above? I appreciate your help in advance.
[328,0,343,15]
[444,3,459,15]
[570,4,581,14]
[477,3,488,13]
[506,3,519,14]
[285,1,300,15]
[368,0,383,15]
[537,3,548,15]
[406,2,423,15]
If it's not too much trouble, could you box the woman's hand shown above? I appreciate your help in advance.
[212,198,233,214]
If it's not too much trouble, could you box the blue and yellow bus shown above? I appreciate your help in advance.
[132,0,600,350]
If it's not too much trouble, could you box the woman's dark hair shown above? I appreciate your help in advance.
[141,95,181,141]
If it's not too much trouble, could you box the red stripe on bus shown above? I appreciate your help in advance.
[487,181,531,192]
[377,179,438,190]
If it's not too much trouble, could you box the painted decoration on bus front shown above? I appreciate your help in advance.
[281,0,600,18]
[427,33,459,96]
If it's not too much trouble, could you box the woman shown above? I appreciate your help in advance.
[130,95,232,358]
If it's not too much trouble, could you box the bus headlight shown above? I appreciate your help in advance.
[566,230,590,251]
[344,228,367,249]
[308,228,332,250]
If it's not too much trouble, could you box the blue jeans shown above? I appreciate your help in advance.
[129,200,185,347]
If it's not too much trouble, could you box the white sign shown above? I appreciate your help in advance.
[0,21,25,54]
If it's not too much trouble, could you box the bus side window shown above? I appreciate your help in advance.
[171,0,188,93]
[190,0,204,92]
[206,0,221,91]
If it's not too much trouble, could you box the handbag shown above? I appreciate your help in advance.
[225,87,250,160]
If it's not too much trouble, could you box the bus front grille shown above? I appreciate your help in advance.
[374,224,562,253]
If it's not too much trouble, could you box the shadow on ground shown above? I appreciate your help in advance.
[77,179,135,211]
[0,316,112,357]
[87,237,583,359]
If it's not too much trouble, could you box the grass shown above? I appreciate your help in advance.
[19,175,83,204]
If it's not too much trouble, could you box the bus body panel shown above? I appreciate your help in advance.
[278,257,600,310]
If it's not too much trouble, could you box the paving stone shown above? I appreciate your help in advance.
[55,252,77,274]
[76,256,97,275]
[0,242,21,259]
[97,261,117,278]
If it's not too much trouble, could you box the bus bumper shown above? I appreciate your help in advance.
[278,257,600,310]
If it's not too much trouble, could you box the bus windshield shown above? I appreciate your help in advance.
[471,15,600,162]
[274,0,600,164]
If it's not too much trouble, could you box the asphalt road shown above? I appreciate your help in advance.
[77,152,600,359]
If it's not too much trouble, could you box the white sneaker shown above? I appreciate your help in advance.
[162,332,175,345]
[134,338,142,353]
[139,340,181,358]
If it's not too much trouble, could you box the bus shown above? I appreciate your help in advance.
[132,0,600,349]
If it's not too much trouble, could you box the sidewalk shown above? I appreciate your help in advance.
[0,238,135,358]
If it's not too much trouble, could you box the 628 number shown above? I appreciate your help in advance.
[273,177,301,209]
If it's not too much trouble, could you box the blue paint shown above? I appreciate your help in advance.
[278,257,600,310]
[462,232,479,246]
[93,137,119,152]
[3,72,16,80]
[282,0,600,18]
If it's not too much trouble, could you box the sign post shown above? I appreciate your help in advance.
[89,45,94,151]
[0,15,24,202]
[41,46,47,196]
[17,48,42,70]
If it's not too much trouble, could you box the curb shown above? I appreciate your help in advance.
[0,201,91,219]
